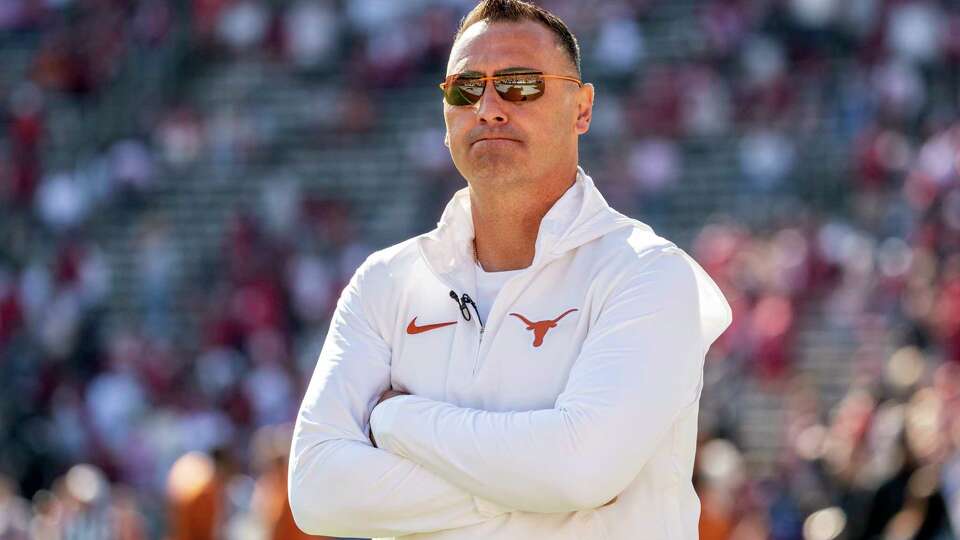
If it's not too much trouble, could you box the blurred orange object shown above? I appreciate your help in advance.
[166,451,226,540]
[252,423,334,540]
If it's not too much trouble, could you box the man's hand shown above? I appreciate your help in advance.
[376,388,409,407]
[370,387,410,447]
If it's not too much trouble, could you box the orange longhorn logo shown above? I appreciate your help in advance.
[509,308,579,347]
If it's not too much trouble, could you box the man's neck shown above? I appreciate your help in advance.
[469,169,577,272]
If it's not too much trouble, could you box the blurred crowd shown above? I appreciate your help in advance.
[1,0,960,538]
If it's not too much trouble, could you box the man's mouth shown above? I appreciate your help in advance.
[474,138,519,144]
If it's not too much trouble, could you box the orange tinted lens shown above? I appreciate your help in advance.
[493,74,544,102]
[445,77,485,105]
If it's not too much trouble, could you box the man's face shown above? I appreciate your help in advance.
[443,20,593,189]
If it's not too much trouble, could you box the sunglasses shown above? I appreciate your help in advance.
[438,71,583,106]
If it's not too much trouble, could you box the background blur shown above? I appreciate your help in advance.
[1,0,959,538]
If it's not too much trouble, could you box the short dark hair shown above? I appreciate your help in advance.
[453,0,582,77]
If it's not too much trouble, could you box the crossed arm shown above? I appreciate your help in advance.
[368,248,720,514]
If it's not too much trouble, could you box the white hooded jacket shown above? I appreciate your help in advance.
[288,166,733,539]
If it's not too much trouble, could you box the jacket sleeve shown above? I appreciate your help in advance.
[288,254,511,539]
[370,246,733,514]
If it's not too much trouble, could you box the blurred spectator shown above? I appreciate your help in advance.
[55,464,148,540]
[885,2,943,65]
[738,127,795,191]
[135,216,179,341]
[591,11,644,78]
[282,0,339,71]
[6,82,44,207]
[216,0,269,53]
[109,139,157,210]
[155,106,205,168]
[34,172,91,233]
[165,449,233,540]
[0,474,31,539]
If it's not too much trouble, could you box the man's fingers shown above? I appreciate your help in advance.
[375,388,410,407]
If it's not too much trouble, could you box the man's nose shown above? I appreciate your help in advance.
[475,82,508,124]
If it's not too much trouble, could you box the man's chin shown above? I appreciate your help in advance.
[469,150,523,169]
[464,164,526,187]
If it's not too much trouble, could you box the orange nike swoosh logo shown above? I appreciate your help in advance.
[406,317,457,335]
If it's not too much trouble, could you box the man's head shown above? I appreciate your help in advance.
[442,0,594,191]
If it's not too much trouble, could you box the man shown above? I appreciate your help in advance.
[288,1,733,539]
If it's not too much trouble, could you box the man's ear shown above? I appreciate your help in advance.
[444,131,450,147]
[575,83,594,135]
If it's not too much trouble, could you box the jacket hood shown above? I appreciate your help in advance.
[418,166,637,280]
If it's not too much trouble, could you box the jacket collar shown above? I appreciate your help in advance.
[417,166,642,291]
